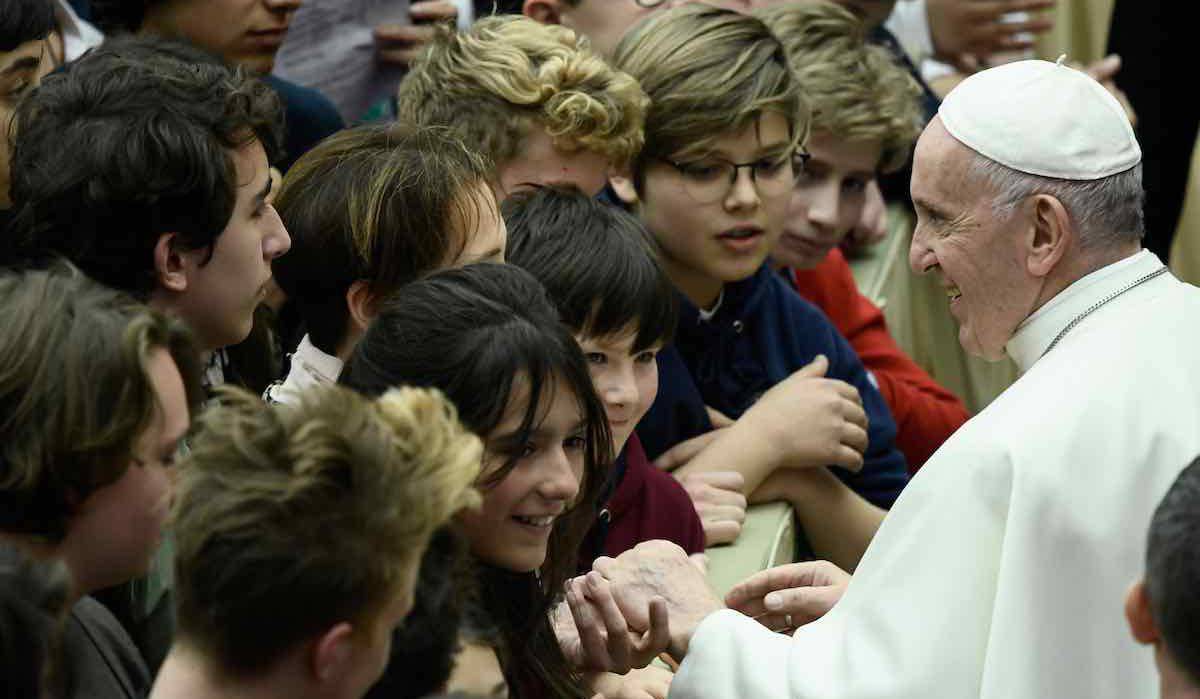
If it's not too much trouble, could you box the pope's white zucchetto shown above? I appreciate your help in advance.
[937,57,1141,181]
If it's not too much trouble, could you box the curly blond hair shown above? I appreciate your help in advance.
[757,1,924,173]
[396,15,648,170]
[172,384,482,675]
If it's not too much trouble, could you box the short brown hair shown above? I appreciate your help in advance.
[0,263,203,542]
[611,4,808,183]
[757,1,923,172]
[172,384,483,676]
[396,15,648,171]
[271,123,493,355]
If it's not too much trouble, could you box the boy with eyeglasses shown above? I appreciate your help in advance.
[610,4,908,570]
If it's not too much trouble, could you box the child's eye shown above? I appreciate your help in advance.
[584,352,607,365]
[564,435,587,451]
[518,442,538,458]
[754,158,789,177]
[844,178,869,194]
[634,350,658,364]
[678,162,725,181]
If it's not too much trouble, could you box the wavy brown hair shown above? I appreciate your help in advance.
[0,262,203,542]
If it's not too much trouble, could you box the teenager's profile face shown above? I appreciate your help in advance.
[450,180,508,265]
[62,348,190,593]
[632,111,794,307]
[774,130,882,270]
[169,140,292,352]
[576,327,660,454]
[0,37,56,209]
[497,127,612,200]
[142,0,303,74]
[461,376,586,573]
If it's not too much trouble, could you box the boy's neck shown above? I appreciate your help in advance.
[1158,647,1200,699]
[150,643,311,699]
[664,261,724,311]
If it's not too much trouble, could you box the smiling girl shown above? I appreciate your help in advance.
[340,263,609,699]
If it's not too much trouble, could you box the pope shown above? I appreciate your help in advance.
[583,58,1200,698]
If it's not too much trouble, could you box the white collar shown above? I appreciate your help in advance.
[697,290,725,322]
[268,335,344,404]
[1005,250,1164,372]
[54,0,104,63]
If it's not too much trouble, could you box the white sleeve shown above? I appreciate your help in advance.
[670,433,1013,699]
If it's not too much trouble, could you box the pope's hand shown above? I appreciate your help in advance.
[592,541,724,661]
[558,571,670,674]
[725,560,851,633]
[926,0,1055,61]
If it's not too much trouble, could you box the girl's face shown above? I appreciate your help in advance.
[460,376,587,573]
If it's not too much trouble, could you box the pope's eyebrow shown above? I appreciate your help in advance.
[913,197,951,220]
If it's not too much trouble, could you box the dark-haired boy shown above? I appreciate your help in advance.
[610,4,909,570]
[503,185,706,562]
[1126,456,1200,699]
[7,35,292,362]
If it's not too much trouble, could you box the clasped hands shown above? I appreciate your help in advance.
[561,541,853,674]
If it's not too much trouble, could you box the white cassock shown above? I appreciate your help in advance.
[672,250,1200,698]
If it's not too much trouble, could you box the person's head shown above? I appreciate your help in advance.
[397,15,647,200]
[609,3,808,307]
[272,123,503,359]
[758,0,922,269]
[342,263,609,580]
[171,384,482,697]
[0,263,202,595]
[522,0,765,57]
[341,263,607,698]
[0,0,57,210]
[0,542,71,699]
[1126,457,1200,696]
[503,186,676,454]
[908,81,1143,360]
[6,36,291,353]
[92,0,303,74]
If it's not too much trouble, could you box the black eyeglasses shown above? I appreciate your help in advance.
[657,151,812,204]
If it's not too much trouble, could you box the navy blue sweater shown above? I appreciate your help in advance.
[638,265,909,508]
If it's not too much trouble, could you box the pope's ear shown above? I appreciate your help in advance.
[1125,580,1160,646]
[1024,193,1072,278]
[523,0,562,24]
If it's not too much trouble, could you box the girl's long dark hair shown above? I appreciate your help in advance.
[340,263,609,698]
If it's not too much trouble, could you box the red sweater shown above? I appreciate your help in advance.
[603,433,706,558]
[788,249,969,472]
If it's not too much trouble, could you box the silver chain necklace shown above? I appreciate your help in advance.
[1041,266,1169,357]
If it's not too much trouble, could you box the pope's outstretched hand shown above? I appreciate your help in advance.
[725,561,851,634]
[591,541,724,662]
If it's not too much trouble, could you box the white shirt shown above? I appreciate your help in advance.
[263,334,344,405]
[54,0,104,62]
[673,251,1200,699]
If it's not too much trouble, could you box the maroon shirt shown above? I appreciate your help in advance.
[603,433,706,557]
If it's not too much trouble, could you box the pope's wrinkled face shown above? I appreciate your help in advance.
[908,118,1039,361]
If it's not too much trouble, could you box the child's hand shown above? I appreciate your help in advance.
[744,355,869,473]
[675,471,747,546]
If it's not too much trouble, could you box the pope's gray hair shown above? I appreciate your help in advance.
[967,152,1145,250]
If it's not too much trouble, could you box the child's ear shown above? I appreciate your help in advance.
[311,622,356,684]
[153,233,190,293]
[609,171,640,207]
[523,0,562,24]
[345,280,377,336]
[1125,580,1160,645]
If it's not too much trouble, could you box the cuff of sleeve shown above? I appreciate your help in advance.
[672,610,794,699]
